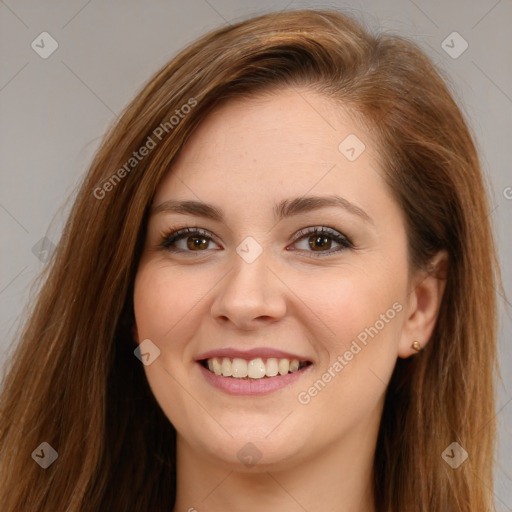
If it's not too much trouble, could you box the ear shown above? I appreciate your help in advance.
[398,250,449,358]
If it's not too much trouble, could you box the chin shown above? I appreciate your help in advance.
[186,418,310,471]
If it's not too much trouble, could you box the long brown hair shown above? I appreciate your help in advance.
[0,9,501,511]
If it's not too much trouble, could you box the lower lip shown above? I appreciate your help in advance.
[197,362,313,396]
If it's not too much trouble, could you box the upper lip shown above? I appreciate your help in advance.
[196,347,312,362]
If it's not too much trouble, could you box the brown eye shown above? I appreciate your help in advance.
[308,234,332,251]
[186,236,210,251]
[291,226,353,256]
[161,228,221,253]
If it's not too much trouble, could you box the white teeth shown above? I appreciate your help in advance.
[247,358,266,379]
[266,358,279,377]
[221,357,232,377]
[289,359,300,372]
[231,358,248,378]
[204,356,308,378]
[212,357,222,375]
[278,358,290,375]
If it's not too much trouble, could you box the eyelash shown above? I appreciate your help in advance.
[159,225,354,257]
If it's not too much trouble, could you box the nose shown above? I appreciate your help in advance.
[210,247,287,331]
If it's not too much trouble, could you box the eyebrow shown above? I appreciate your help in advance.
[151,195,374,225]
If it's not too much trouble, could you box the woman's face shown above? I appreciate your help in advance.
[133,88,416,471]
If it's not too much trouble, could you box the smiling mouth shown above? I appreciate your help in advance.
[200,357,312,379]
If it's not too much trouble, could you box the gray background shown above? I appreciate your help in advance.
[0,0,511,508]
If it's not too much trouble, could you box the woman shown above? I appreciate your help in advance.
[0,9,501,511]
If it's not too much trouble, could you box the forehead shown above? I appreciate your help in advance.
[152,88,391,221]
[172,89,364,174]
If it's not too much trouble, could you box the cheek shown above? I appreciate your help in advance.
[133,262,206,343]
[132,263,205,428]
[292,266,405,407]
[287,263,404,355]
[294,282,403,430]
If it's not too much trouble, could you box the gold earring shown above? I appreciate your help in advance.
[411,341,422,352]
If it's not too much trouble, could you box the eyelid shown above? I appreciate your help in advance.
[160,226,222,251]
[291,226,353,246]
[159,225,353,256]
